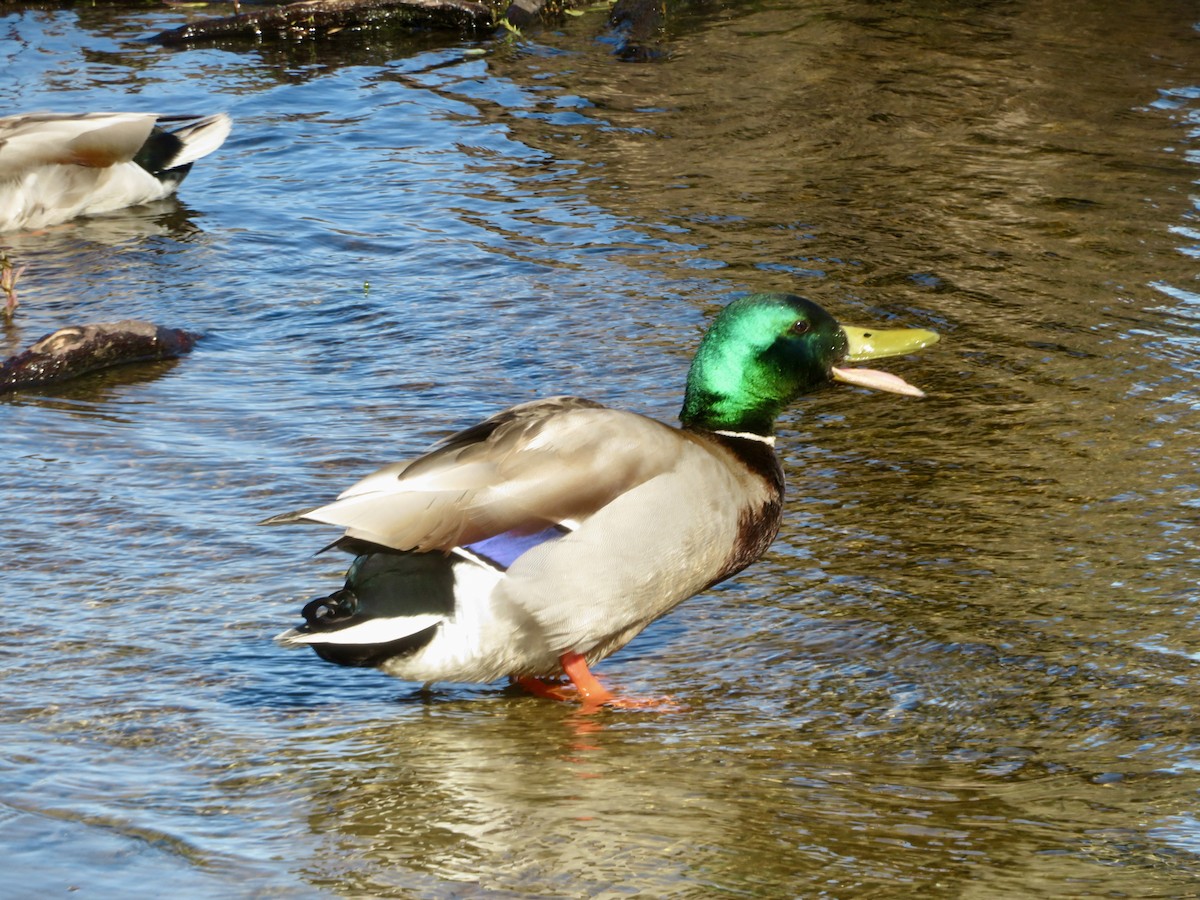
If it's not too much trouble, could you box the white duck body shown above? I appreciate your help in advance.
[273,397,784,685]
[0,111,232,232]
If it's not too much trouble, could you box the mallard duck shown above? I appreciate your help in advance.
[0,111,232,232]
[266,293,938,708]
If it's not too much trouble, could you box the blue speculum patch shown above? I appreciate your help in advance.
[463,525,568,570]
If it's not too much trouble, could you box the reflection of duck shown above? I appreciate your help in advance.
[0,112,232,232]
[268,294,937,708]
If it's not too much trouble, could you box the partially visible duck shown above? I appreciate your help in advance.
[266,293,938,709]
[0,112,232,232]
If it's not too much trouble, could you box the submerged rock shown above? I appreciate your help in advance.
[148,0,495,45]
[0,320,198,393]
[608,0,666,61]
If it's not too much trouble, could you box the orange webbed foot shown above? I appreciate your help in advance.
[562,653,683,713]
[512,675,573,702]
[559,651,615,708]
[513,654,682,712]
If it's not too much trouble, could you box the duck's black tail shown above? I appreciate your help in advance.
[275,549,454,669]
[136,113,232,188]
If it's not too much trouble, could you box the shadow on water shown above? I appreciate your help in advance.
[0,357,190,411]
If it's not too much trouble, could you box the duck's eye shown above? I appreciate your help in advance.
[790,320,811,336]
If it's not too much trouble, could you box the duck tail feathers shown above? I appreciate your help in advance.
[157,113,232,168]
[275,550,460,668]
[132,113,231,187]
[259,507,320,527]
[274,586,446,668]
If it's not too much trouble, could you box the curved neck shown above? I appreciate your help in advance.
[680,334,824,435]
[680,387,783,435]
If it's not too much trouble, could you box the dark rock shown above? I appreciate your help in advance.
[148,0,495,46]
[502,0,546,29]
[608,0,666,60]
[0,320,198,393]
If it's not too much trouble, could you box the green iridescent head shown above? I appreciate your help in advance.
[680,293,937,435]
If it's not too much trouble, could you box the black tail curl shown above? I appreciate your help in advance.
[301,588,359,628]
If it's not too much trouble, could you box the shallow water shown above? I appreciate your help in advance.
[3,1,1200,896]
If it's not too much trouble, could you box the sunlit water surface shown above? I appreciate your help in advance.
[3,1,1200,896]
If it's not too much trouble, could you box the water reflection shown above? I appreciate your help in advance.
[1,357,189,408]
[270,695,1200,896]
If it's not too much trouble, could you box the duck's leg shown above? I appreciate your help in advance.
[512,654,618,709]
[560,651,615,708]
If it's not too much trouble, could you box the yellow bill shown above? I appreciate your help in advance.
[841,325,940,362]
[832,324,940,398]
